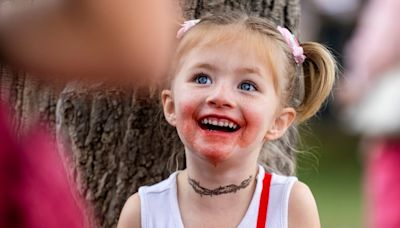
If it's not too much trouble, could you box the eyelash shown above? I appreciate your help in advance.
[238,81,258,92]
[193,72,212,84]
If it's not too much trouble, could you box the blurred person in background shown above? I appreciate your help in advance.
[0,0,181,86]
[338,0,400,227]
[0,0,180,227]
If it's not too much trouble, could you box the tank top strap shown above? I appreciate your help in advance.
[256,171,273,227]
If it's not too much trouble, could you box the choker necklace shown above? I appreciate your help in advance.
[188,175,253,197]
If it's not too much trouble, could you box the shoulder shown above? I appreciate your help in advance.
[117,193,141,228]
[288,181,320,228]
[141,171,178,194]
[117,173,179,228]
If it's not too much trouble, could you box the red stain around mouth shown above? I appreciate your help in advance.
[177,103,236,165]
[176,101,266,166]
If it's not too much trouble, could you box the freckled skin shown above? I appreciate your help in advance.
[167,41,283,166]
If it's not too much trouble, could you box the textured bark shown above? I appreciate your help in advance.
[0,65,59,135]
[0,0,300,227]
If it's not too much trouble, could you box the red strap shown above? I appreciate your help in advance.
[256,172,272,228]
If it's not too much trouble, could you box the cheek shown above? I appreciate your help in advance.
[175,99,198,144]
[238,106,275,148]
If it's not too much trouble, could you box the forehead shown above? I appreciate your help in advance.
[180,41,270,77]
[174,24,287,88]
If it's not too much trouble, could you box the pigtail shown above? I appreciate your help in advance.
[259,42,336,175]
[296,42,336,123]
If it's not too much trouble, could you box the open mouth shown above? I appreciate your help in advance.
[198,117,240,133]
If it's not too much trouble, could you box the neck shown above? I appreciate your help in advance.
[175,148,261,226]
[180,147,259,202]
[184,147,259,187]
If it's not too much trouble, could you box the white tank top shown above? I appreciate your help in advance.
[138,165,297,228]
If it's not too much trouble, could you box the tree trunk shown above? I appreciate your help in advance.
[0,0,300,227]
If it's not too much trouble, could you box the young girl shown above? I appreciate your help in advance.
[118,12,335,228]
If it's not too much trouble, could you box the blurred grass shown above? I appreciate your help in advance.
[297,119,362,228]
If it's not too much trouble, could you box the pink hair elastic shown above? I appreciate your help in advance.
[176,19,201,39]
[277,26,306,64]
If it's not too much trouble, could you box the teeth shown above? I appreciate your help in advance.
[201,117,238,129]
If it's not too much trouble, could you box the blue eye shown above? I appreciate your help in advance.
[239,81,257,91]
[194,73,212,84]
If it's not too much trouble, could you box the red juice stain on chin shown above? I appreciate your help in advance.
[181,121,232,165]
[209,153,229,166]
[197,144,233,167]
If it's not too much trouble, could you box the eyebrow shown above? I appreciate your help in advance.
[190,63,218,72]
[190,63,263,76]
[235,66,262,76]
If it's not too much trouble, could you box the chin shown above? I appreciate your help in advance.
[196,147,234,166]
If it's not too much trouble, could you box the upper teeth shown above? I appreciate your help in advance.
[201,118,238,129]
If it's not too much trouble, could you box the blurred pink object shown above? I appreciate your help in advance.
[340,0,400,227]
[0,103,86,228]
[367,140,400,228]
[342,0,400,104]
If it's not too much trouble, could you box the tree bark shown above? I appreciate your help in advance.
[0,0,300,227]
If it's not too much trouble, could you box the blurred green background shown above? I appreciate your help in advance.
[298,120,362,228]
[298,1,366,227]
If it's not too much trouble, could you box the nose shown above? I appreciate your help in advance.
[206,83,236,108]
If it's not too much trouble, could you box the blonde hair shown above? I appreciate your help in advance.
[166,11,336,175]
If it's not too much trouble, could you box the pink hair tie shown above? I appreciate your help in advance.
[176,19,201,39]
[277,26,306,65]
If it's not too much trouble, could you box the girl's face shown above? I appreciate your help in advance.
[162,40,295,166]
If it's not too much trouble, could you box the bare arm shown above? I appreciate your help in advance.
[0,0,180,84]
[117,193,141,228]
[288,181,320,228]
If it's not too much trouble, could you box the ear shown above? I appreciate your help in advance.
[264,107,296,141]
[161,89,176,126]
